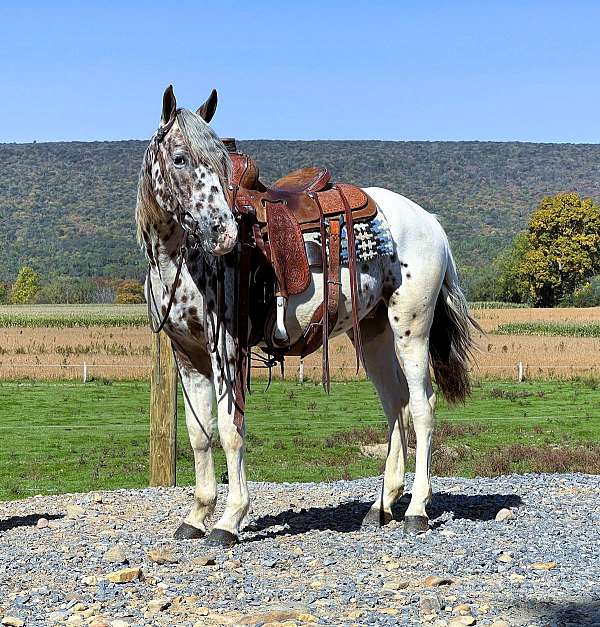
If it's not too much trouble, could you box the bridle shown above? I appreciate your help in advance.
[145,117,251,433]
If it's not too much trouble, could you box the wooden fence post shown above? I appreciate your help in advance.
[149,331,177,487]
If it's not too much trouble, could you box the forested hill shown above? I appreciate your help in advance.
[1,139,599,281]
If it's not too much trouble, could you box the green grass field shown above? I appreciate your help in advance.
[0,379,598,500]
[496,321,600,337]
[0,304,148,328]
[0,303,527,329]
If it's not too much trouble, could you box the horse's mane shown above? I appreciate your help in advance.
[135,108,231,244]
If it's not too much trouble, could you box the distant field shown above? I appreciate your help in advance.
[496,321,600,337]
[0,304,147,328]
[0,379,598,499]
[1,305,599,380]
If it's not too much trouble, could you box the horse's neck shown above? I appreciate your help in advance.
[149,219,185,282]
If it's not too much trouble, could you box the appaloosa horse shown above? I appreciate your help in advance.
[136,86,478,547]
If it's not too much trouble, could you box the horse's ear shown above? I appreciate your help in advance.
[161,85,177,124]
[196,89,218,123]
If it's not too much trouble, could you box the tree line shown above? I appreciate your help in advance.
[1,270,144,305]
[3,191,599,308]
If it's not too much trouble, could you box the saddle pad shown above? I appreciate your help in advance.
[306,209,394,265]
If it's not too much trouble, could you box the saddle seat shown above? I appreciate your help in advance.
[271,166,331,193]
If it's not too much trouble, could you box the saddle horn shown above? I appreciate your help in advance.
[197,89,218,123]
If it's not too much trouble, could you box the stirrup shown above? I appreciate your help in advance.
[272,296,289,346]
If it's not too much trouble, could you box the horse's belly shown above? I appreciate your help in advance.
[285,260,386,345]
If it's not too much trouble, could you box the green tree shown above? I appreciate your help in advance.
[9,266,41,304]
[36,277,98,304]
[515,193,600,307]
[496,232,530,303]
[115,280,145,304]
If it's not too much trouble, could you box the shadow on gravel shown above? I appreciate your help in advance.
[516,599,600,626]
[0,513,63,532]
[428,491,523,525]
[245,492,523,539]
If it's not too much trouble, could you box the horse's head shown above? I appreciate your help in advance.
[137,85,237,256]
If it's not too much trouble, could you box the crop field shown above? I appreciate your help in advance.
[0,378,598,500]
[496,321,600,337]
[1,305,599,381]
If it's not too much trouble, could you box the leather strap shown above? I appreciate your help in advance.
[336,185,364,372]
[233,219,252,433]
[323,216,341,391]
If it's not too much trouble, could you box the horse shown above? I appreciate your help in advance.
[135,85,479,548]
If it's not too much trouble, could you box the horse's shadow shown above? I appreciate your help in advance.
[0,513,63,533]
[245,491,523,540]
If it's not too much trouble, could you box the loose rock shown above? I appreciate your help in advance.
[103,546,128,564]
[191,555,216,567]
[424,575,453,587]
[105,567,142,584]
[529,561,557,570]
[147,598,171,612]
[66,504,85,519]
[148,547,178,565]
[495,508,514,522]
[383,577,409,591]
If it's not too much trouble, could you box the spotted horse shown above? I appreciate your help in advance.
[136,85,480,547]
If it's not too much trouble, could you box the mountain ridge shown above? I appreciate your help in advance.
[1,138,599,282]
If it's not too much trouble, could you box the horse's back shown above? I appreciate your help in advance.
[365,187,449,272]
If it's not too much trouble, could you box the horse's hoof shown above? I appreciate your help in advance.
[174,522,205,540]
[361,508,393,528]
[205,528,239,547]
[404,515,429,534]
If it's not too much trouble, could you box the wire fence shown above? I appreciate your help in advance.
[2,360,599,382]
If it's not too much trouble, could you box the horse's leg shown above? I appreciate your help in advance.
[174,362,217,539]
[388,302,437,534]
[353,308,411,527]
[204,388,249,547]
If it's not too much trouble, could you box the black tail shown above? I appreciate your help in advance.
[429,253,481,404]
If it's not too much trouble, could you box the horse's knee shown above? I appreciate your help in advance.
[219,422,244,453]
[194,481,217,508]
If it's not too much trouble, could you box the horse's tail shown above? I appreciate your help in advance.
[429,247,482,404]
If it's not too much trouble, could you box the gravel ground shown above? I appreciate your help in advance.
[0,473,598,627]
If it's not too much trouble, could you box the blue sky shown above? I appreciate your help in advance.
[0,1,598,143]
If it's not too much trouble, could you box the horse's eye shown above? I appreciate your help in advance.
[173,155,186,167]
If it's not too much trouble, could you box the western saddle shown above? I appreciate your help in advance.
[224,138,377,428]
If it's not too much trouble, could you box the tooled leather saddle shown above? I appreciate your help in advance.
[225,138,377,428]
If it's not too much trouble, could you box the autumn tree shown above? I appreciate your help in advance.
[9,266,41,304]
[115,280,145,304]
[515,193,600,307]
